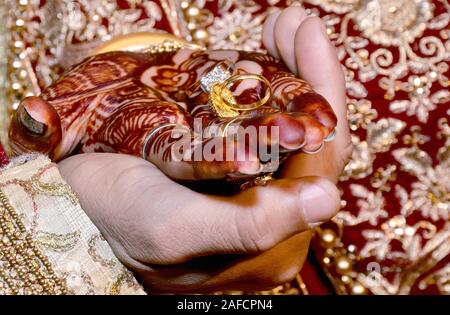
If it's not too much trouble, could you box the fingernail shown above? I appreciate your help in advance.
[17,104,46,136]
[299,180,340,226]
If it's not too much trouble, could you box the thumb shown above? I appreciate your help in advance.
[153,176,340,263]
[9,96,62,158]
[205,176,340,252]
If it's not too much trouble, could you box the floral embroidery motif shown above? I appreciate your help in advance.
[209,9,266,51]
[354,0,433,46]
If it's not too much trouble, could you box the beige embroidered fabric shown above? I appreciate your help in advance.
[0,154,145,295]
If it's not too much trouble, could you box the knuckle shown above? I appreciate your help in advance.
[235,208,277,253]
[127,218,181,264]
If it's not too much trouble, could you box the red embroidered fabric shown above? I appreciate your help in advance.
[0,143,7,167]
[2,0,448,294]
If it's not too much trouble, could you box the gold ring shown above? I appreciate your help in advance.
[221,116,242,137]
[219,74,273,112]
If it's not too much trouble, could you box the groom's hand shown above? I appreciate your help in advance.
[262,5,352,181]
[59,153,340,292]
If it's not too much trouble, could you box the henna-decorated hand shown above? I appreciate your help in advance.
[9,11,337,183]
[57,5,350,293]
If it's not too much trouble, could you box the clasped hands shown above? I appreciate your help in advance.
[58,6,352,293]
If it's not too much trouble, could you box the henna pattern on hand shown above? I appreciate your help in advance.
[9,49,337,181]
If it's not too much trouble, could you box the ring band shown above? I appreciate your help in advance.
[221,116,242,137]
[193,60,274,118]
[219,74,273,112]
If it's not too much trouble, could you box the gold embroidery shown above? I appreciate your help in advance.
[180,0,213,45]
[0,190,67,295]
[31,179,79,206]
[315,227,367,295]
[354,0,433,46]
[62,269,96,295]
[418,262,450,294]
[341,118,406,180]
[88,234,117,268]
[2,163,79,205]
[108,268,141,295]
[35,231,81,253]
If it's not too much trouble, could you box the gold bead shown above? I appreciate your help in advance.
[180,0,189,9]
[341,275,351,284]
[0,192,67,294]
[193,29,208,42]
[320,229,337,247]
[335,256,352,274]
[351,282,367,295]
[187,22,197,31]
[186,6,200,18]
